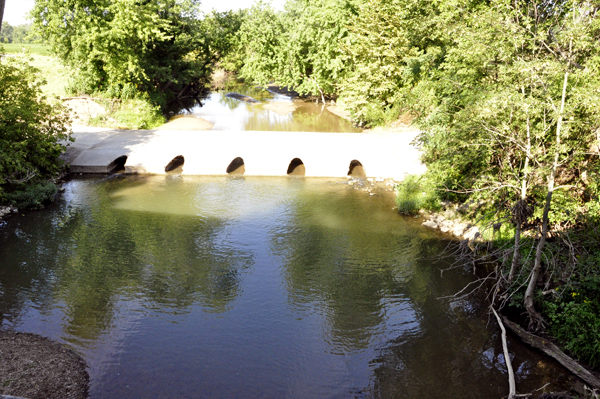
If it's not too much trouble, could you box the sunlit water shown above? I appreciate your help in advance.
[0,176,569,398]
[173,84,362,132]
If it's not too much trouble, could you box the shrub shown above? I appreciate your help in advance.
[0,50,71,203]
[544,293,600,369]
[3,182,58,209]
[395,175,440,215]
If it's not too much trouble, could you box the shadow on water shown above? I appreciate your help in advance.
[0,176,572,398]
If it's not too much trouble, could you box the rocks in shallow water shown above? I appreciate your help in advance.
[225,93,260,104]
[422,220,438,229]
[421,209,481,243]
[0,206,17,220]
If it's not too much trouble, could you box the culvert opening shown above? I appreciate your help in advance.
[165,155,185,173]
[347,159,366,178]
[287,158,305,176]
[108,155,128,174]
[226,157,245,175]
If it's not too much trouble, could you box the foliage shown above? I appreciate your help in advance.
[2,181,58,209]
[339,0,445,125]
[544,286,600,368]
[395,175,439,215]
[32,0,212,107]
[0,51,71,203]
[238,0,357,98]
[201,10,247,72]
[1,23,42,44]
[87,98,165,130]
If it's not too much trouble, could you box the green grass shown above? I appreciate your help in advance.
[2,43,51,56]
[27,54,71,97]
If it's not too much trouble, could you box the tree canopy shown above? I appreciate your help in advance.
[31,0,212,106]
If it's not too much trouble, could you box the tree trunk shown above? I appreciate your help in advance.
[524,70,569,332]
[0,0,5,33]
[509,111,531,284]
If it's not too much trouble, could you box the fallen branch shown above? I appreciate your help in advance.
[492,307,517,399]
[502,316,600,390]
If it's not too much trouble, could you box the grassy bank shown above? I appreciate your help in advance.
[2,43,51,56]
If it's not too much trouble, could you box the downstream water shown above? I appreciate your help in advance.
[0,176,568,398]
[172,83,362,132]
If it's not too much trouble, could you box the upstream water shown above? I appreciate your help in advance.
[172,83,362,132]
[0,176,569,398]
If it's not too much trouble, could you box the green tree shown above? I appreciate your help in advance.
[0,54,71,204]
[0,22,12,43]
[31,0,212,106]
[238,0,357,100]
[414,0,600,330]
[340,0,445,125]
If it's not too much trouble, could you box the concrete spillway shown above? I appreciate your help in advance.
[65,127,425,180]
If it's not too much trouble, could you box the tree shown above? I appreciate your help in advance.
[0,22,12,43]
[238,0,358,100]
[340,0,445,125]
[0,0,5,33]
[415,0,600,330]
[31,0,212,106]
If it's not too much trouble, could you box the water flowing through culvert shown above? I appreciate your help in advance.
[0,176,571,398]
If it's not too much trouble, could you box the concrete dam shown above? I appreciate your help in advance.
[65,127,425,180]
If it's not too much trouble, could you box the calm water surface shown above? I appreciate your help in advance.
[174,83,362,132]
[0,176,568,398]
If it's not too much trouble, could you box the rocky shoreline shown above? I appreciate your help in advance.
[419,204,481,242]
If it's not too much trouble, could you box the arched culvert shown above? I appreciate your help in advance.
[347,159,366,178]
[226,157,245,175]
[165,155,185,173]
[108,155,127,174]
[287,158,305,176]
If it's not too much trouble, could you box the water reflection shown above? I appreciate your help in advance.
[0,176,570,398]
[175,82,361,132]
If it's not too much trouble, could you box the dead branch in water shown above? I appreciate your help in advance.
[492,307,517,399]
[502,316,600,390]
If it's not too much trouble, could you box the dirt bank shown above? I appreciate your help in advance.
[0,331,89,399]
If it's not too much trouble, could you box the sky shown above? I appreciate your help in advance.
[3,0,286,25]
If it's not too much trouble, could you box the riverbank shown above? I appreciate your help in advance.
[0,331,89,399]
[414,201,600,397]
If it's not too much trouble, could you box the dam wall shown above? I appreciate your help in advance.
[65,128,425,180]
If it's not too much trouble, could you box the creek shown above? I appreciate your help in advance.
[170,82,362,132]
[0,175,570,398]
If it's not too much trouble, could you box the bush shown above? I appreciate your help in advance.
[3,182,58,209]
[395,175,440,215]
[544,290,600,369]
[0,50,71,204]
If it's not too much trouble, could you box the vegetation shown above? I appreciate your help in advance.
[225,0,600,370]
[2,0,599,373]
[0,22,42,44]
[31,0,212,108]
[0,51,71,208]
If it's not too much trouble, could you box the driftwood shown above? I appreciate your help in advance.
[502,316,600,390]
[493,308,517,399]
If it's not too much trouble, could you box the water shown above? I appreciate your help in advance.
[0,176,569,398]
[172,83,362,132]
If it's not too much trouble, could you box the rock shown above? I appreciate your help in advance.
[450,222,470,236]
[225,93,260,104]
[463,226,481,241]
[422,220,438,229]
